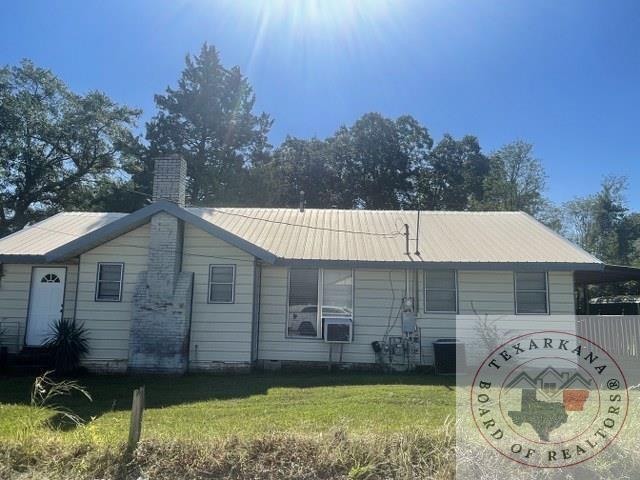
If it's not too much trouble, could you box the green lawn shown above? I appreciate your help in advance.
[0,371,455,446]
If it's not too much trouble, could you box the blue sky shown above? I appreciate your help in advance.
[2,0,639,209]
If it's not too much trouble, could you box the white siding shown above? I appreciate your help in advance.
[258,267,410,364]
[0,263,77,353]
[183,224,255,368]
[75,224,150,371]
[257,267,576,366]
[423,270,576,364]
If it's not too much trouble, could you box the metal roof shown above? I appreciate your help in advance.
[186,208,601,267]
[0,205,602,268]
[590,296,640,304]
[0,212,127,261]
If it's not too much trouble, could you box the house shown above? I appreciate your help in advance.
[0,155,618,373]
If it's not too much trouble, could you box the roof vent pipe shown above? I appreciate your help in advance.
[299,190,305,213]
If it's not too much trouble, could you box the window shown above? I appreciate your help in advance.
[425,270,457,313]
[515,272,548,314]
[41,273,61,283]
[287,268,353,338]
[209,265,235,303]
[96,263,123,302]
[288,268,319,337]
[322,270,353,318]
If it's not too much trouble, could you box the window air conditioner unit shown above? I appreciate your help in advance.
[324,317,353,343]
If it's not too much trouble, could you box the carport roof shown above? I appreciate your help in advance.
[574,264,640,285]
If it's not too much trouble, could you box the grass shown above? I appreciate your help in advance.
[3,371,638,478]
[0,372,455,441]
[0,371,456,479]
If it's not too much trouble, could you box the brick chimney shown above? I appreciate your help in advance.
[152,154,187,206]
[129,155,193,374]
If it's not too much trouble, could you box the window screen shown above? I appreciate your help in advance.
[425,270,457,312]
[515,272,548,314]
[322,270,353,317]
[96,263,123,301]
[288,268,319,337]
[209,265,235,303]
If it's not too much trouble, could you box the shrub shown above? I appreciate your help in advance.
[45,318,89,374]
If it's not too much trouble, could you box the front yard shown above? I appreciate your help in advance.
[0,372,456,479]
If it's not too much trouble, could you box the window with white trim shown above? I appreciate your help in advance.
[96,263,123,301]
[515,271,548,314]
[287,268,353,338]
[425,270,458,313]
[208,265,235,303]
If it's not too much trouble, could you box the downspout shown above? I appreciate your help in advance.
[72,256,81,325]
[251,260,262,364]
[414,269,420,312]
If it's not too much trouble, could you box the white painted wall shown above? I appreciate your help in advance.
[0,263,77,353]
[51,221,256,371]
[257,267,576,366]
[182,223,255,369]
[75,224,150,371]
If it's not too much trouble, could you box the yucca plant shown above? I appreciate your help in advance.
[45,318,89,375]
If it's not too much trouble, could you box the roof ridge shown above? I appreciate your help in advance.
[186,207,523,214]
[58,211,126,216]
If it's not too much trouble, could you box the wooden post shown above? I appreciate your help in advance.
[127,386,145,451]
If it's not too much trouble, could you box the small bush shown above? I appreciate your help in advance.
[45,319,89,374]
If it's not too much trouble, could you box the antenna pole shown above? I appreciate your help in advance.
[415,210,421,256]
[404,224,410,255]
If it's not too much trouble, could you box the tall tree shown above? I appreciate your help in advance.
[564,176,639,265]
[0,60,140,236]
[254,136,343,208]
[481,140,547,215]
[331,113,432,209]
[145,43,272,206]
[413,134,489,210]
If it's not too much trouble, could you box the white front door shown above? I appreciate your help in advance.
[26,267,66,346]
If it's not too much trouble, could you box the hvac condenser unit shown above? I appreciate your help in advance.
[323,317,353,343]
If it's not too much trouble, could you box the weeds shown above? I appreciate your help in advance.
[30,371,92,427]
[0,429,455,479]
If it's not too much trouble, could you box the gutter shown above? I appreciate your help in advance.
[271,258,605,272]
[0,254,71,264]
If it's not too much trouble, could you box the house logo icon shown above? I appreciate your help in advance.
[470,331,629,469]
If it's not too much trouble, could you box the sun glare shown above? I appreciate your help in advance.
[247,0,393,29]
[222,0,400,71]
